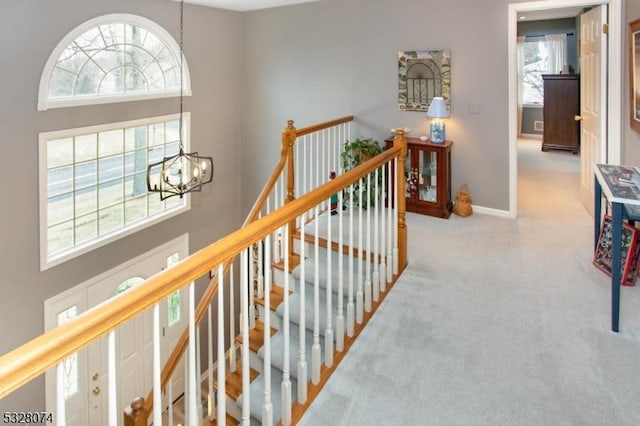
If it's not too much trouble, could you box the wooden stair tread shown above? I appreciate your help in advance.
[255,286,292,311]
[235,319,277,352]
[203,412,238,425]
[271,254,301,272]
[213,360,259,401]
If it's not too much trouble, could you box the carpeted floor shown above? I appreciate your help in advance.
[299,138,640,426]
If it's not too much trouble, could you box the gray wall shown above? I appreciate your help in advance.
[0,0,242,412]
[241,0,523,213]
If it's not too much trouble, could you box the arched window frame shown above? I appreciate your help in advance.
[38,13,191,111]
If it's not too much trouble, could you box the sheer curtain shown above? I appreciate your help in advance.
[545,33,567,74]
[516,36,525,137]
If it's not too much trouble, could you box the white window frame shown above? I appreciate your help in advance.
[37,13,191,111]
[39,113,191,271]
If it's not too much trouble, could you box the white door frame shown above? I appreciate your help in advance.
[507,0,624,218]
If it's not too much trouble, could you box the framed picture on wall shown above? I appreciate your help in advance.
[398,50,450,112]
[631,18,640,133]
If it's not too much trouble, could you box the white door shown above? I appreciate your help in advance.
[580,5,608,214]
[45,235,189,425]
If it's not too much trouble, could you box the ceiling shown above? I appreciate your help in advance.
[517,6,585,22]
[177,0,322,11]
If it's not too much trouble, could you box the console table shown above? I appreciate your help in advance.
[594,164,640,332]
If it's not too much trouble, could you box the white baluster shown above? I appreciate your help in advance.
[347,181,355,337]
[297,210,308,404]
[56,362,66,426]
[364,173,372,313]
[207,305,215,417]
[229,263,237,373]
[263,236,274,426]
[153,303,162,426]
[249,245,256,330]
[188,282,198,425]
[282,226,292,425]
[196,325,203,421]
[373,167,380,303]
[312,205,321,384]
[108,330,116,426]
[168,377,174,426]
[184,350,189,425]
[336,186,345,352]
[356,177,364,324]
[322,131,326,209]
[380,164,387,293]
[274,180,281,264]
[241,252,250,426]
[257,239,264,299]
[217,264,226,425]
[393,157,399,275]
[387,159,393,284]
[325,198,334,367]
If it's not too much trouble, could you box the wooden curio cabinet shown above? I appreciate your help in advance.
[385,137,453,219]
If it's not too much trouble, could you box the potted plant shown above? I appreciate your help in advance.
[340,137,383,208]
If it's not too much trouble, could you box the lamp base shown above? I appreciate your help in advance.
[430,121,445,143]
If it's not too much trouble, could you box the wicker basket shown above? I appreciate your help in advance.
[452,184,473,217]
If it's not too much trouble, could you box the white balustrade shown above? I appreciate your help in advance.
[373,168,380,303]
[336,187,345,352]
[312,206,321,384]
[263,235,274,426]
[217,264,226,424]
[108,331,116,426]
[325,201,334,367]
[241,251,250,426]
[297,210,308,404]
[356,177,364,324]
[153,303,162,426]
[347,181,355,337]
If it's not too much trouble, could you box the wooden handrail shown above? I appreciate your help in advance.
[295,115,354,137]
[0,145,401,401]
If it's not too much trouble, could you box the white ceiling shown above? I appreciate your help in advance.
[177,0,322,12]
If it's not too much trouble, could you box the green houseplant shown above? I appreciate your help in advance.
[340,137,383,208]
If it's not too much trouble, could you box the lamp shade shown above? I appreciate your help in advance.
[426,97,449,118]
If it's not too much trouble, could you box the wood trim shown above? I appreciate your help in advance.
[0,145,401,400]
[294,115,354,137]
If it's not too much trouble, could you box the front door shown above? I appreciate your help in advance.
[45,234,189,425]
[580,5,608,214]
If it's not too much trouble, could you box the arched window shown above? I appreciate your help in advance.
[38,14,190,110]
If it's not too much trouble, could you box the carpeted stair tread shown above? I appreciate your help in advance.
[276,290,345,339]
[213,360,259,401]
[235,319,277,353]
[236,364,298,424]
[256,324,324,381]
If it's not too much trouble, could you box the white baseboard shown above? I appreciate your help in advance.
[471,205,514,219]
[520,133,542,139]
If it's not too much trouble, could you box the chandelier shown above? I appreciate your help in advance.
[147,0,214,201]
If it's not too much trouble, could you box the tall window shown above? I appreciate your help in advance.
[520,34,567,105]
[38,14,189,110]
[38,14,192,270]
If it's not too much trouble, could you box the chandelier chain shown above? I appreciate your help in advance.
[179,0,185,151]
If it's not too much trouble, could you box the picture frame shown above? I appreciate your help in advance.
[593,214,640,286]
[398,50,450,112]
[630,18,640,133]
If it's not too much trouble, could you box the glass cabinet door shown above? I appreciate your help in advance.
[404,147,413,198]
[419,150,437,203]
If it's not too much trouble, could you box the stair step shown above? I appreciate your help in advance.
[272,254,301,273]
[237,365,298,424]
[254,286,291,312]
[214,361,259,401]
[203,412,239,426]
[235,319,277,353]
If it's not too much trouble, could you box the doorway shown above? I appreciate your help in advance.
[507,0,624,218]
[44,234,189,426]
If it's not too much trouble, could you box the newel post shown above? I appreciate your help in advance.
[394,129,408,272]
[282,120,298,267]
[124,396,148,426]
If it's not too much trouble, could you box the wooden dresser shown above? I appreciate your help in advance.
[541,74,580,154]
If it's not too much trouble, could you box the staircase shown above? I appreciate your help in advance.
[210,208,397,425]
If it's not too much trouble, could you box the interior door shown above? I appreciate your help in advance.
[580,5,608,214]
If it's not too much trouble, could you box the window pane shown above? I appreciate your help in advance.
[99,67,125,95]
[48,138,73,168]
[56,45,86,75]
[57,306,79,400]
[98,154,123,183]
[99,130,124,157]
[75,60,104,96]
[75,212,97,245]
[93,46,125,76]
[75,134,97,162]
[48,193,74,226]
[142,31,165,57]
[49,67,76,98]
[149,123,165,146]
[125,173,147,199]
[48,220,74,256]
[125,126,148,152]
[165,195,183,210]
[148,193,164,215]
[165,142,180,157]
[99,204,124,235]
[126,45,155,73]
[126,25,148,48]
[125,66,149,92]
[75,185,98,217]
[166,120,180,143]
[74,27,105,52]
[99,180,123,209]
[75,160,97,190]
[100,23,125,46]
[148,146,164,164]
[145,63,165,91]
[47,166,73,197]
[125,195,147,225]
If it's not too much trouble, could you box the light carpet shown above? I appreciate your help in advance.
[299,139,640,426]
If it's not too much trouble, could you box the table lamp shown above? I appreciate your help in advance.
[426,97,449,143]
